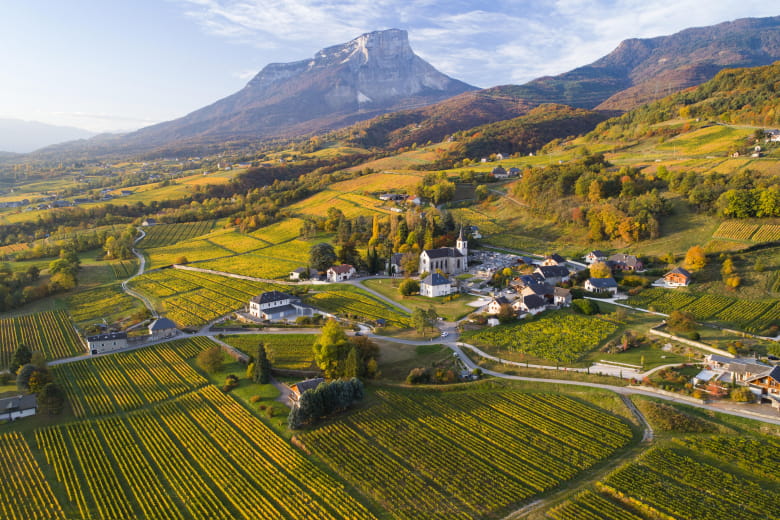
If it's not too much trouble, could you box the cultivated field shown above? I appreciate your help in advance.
[301,388,633,519]
[138,220,220,248]
[128,269,284,329]
[303,284,411,327]
[0,311,83,368]
[462,312,619,364]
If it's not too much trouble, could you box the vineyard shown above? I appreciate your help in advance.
[197,249,303,280]
[52,337,212,418]
[128,269,284,329]
[0,311,84,368]
[303,284,411,327]
[221,334,317,371]
[461,312,618,363]
[33,386,378,520]
[138,219,219,248]
[301,389,633,519]
[0,432,66,520]
[549,440,780,520]
[624,288,777,333]
[65,284,144,326]
[712,220,780,243]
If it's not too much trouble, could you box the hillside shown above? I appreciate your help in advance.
[495,16,780,111]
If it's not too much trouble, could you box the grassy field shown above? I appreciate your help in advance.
[220,333,317,371]
[361,278,477,321]
[302,284,411,328]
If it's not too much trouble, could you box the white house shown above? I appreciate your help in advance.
[486,296,510,315]
[584,250,608,264]
[249,291,312,321]
[585,277,619,295]
[512,294,547,315]
[87,332,128,355]
[542,254,566,266]
[141,218,157,226]
[148,318,178,341]
[327,264,356,282]
[553,287,572,307]
[533,265,570,285]
[0,394,37,421]
[420,273,454,298]
[419,229,468,275]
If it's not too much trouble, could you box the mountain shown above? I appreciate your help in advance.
[105,29,474,155]
[495,16,780,112]
[0,118,95,153]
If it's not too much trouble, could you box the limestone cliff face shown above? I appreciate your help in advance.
[122,29,475,148]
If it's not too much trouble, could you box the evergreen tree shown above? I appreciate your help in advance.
[10,344,32,374]
[344,347,358,379]
[253,343,271,384]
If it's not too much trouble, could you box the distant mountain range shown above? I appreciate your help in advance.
[0,119,95,153]
[29,15,780,158]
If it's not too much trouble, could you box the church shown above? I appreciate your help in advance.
[418,228,468,275]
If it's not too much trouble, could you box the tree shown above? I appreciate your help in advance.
[668,310,696,333]
[400,252,418,276]
[349,335,380,379]
[10,344,32,374]
[725,275,741,289]
[38,382,65,415]
[312,319,350,379]
[16,363,50,392]
[684,245,707,271]
[497,303,516,324]
[196,345,224,374]
[309,242,337,272]
[398,278,419,296]
[411,308,429,335]
[721,257,734,277]
[589,261,612,278]
[343,346,358,379]
[253,343,271,384]
[175,255,189,265]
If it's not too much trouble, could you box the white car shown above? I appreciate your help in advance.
[440,332,448,337]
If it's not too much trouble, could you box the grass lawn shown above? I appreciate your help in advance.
[362,278,477,321]
[373,340,454,382]
[197,353,290,434]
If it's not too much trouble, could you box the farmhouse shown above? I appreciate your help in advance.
[608,254,644,272]
[249,291,312,321]
[585,277,618,295]
[418,229,468,276]
[327,264,356,282]
[746,366,780,408]
[420,272,454,298]
[542,253,566,266]
[0,394,37,422]
[148,317,178,341]
[491,166,508,179]
[486,296,510,315]
[512,294,547,315]
[289,377,325,405]
[141,218,157,226]
[663,267,692,287]
[584,250,608,264]
[87,332,128,355]
[553,287,572,307]
[533,265,570,285]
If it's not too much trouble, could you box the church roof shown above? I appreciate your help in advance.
[423,247,463,259]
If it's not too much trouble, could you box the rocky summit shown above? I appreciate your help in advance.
[115,29,474,153]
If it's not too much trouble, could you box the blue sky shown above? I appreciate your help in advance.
[1,1,777,133]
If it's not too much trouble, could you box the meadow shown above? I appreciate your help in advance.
[221,334,317,371]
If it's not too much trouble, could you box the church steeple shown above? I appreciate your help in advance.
[456,226,468,257]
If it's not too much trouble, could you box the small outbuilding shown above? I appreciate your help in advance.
[148,317,178,340]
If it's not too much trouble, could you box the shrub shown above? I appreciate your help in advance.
[572,298,599,315]
[222,374,239,392]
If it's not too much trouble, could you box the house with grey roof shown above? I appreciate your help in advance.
[148,317,178,341]
[0,394,37,421]
[584,277,618,295]
[420,272,454,298]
